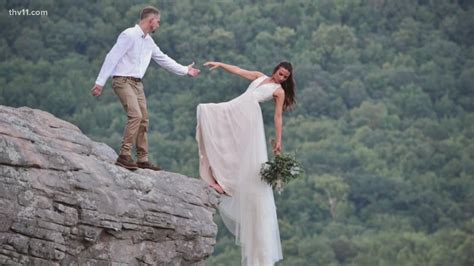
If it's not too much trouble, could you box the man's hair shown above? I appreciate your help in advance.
[140,6,160,20]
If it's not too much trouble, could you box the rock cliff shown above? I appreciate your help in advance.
[0,105,218,265]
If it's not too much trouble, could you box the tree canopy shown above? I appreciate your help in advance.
[1,0,473,265]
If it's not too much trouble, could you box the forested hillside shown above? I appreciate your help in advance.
[1,0,473,265]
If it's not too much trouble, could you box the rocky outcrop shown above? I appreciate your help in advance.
[0,105,219,265]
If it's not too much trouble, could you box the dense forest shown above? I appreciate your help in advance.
[1,0,473,265]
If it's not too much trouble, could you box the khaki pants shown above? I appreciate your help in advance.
[112,77,148,162]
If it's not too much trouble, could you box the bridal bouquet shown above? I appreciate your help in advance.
[260,152,303,194]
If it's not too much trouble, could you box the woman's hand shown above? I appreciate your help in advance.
[204,62,262,80]
[203,61,221,70]
[272,140,282,155]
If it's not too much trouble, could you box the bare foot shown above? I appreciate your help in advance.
[209,183,225,194]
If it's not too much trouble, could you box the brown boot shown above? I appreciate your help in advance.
[136,161,162,171]
[115,155,138,170]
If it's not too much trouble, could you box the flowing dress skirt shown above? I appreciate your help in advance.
[196,92,282,266]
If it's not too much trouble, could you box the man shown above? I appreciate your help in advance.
[91,6,200,171]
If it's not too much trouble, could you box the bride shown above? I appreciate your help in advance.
[196,61,296,265]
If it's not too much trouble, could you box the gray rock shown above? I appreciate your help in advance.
[0,105,219,265]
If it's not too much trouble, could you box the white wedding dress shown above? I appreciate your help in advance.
[196,75,283,266]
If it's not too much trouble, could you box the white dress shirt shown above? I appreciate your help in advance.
[95,25,188,86]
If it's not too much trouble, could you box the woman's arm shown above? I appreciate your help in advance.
[204,61,264,81]
[273,88,285,155]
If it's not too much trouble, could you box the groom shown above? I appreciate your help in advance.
[91,6,200,171]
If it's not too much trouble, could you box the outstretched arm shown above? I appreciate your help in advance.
[273,88,285,155]
[203,62,264,81]
[152,45,200,77]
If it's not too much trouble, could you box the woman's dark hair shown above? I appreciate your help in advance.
[272,61,296,111]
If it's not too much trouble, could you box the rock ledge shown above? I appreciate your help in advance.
[0,105,218,265]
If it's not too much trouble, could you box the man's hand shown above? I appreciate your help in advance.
[187,62,200,77]
[91,84,103,97]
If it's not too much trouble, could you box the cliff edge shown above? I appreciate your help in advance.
[0,105,218,265]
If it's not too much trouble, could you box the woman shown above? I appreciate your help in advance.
[196,61,295,266]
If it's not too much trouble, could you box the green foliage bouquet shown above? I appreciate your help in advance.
[260,152,303,194]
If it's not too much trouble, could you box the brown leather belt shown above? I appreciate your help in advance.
[113,76,142,82]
